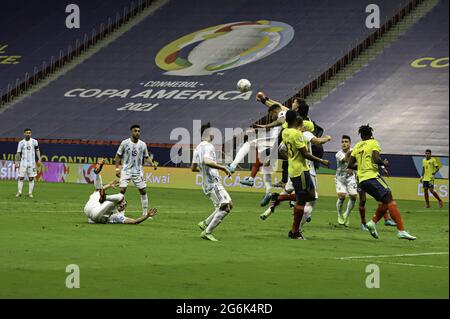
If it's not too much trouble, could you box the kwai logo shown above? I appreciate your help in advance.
[155,20,294,76]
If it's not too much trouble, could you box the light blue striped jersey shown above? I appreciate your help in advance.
[193,141,221,194]
[17,138,39,168]
[116,138,149,175]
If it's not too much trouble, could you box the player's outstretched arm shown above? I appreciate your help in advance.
[299,147,329,167]
[102,180,119,191]
[253,118,284,129]
[123,208,157,224]
[311,135,331,145]
[256,92,289,111]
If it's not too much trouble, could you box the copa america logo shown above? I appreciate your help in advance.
[155,20,295,76]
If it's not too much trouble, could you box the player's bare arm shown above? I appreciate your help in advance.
[311,135,332,145]
[372,150,389,176]
[299,147,329,167]
[204,158,232,176]
[191,163,200,172]
[256,92,289,111]
[15,152,21,169]
[123,208,157,224]
[253,118,284,129]
[103,180,119,191]
[347,156,357,170]
[114,154,122,177]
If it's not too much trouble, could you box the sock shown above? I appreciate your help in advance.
[206,210,227,233]
[250,160,262,178]
[231,142,250,169]
[292,205,304,233]
[278,194,296,202]
[106,193,124,202]
[387,201,405,231]
[359,206,366,224]
[431,190,442,202]
[28,180,34,194]
[345,199,356,216]
[18,180,23,194]
[424,191,430,206]
[371,203,388,223]
[205,209,219,225]
[140,194,148,215]
[282,160,289,183]
[263,173,272,194]
[336,198,344,216]
[301,201,315,228]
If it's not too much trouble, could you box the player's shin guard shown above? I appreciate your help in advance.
[387,201,405,231]
[336,198,344,216]
[205,209,219,225]
[372,203,388,223]
[263,173,272,194]
[231,142,250,169]
[140,194,148,215]
[292,205,304,234]
[359,206,366,224]
[105,193,124,202]
[205,210,227,233]
[345,199,356,216]
[18,180,24,194]
[28,180,34,194]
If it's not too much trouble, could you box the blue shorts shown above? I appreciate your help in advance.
[359,177,391,202]
[291,171,314,204]
[423,180,435,189]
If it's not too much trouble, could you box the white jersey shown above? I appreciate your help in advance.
[17,138,39,168]
[302,131,316,176]
[335,150,350,181]
[257,110,286,150]
[193,141,221,194]
[116,138,149,175]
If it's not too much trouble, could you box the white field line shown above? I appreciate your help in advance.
[336,252,449,260]
[361,259,448,269]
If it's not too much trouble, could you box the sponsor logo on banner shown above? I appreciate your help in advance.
[155,20,294,76]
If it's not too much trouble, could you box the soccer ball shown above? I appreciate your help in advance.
[236,79,251,92]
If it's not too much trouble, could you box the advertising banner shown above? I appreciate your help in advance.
[1,161,447,202]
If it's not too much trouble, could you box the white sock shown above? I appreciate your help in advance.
[301,201,316,227]
[205,210,227,233]
[106,193,124,202]
[263,173,272,194]
[18,180,23,193]
[231,142,250,169]
[345,199,356,216]
[205,208,219,225]
[337,198,344,216]
[140,194,148,215]
[29,180,34,194]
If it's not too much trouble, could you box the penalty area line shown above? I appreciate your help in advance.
[336,252,449,260]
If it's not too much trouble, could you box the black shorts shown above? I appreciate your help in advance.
[359,177,391,202]
[423,180,435,189]
[291,171,313,204]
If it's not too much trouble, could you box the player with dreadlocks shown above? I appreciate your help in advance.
[347,124,416,240]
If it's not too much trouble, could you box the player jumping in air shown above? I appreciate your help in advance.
[420,149,444,208]
[282,111,329,240]
[348,124,416,240]
[15,128,41,198]
[192,122,233,242]
[84,159,157,224]
[115,124,158,216]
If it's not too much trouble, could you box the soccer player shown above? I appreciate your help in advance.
[114,124,158,216]
[420,149,443,208]
[348,124,416,240]
[282,111,329,240]
[84,159,156,224]
[192,122,233,241]
[15,128,41,198]
[335,135,358,227]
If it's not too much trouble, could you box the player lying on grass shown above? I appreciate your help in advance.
[84,159,157,224]
[347,125,416,240]
[192,122,233,242]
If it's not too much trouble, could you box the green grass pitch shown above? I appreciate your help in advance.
[0,180,448,298]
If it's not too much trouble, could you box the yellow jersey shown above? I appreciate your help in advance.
[282,128,310,178]
[303,120,314,133]
[422,158,439,181]
[351,139,382,182]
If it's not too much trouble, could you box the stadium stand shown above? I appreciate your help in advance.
[0,0,153,98]
[0,0,409,144]
[309,0,449,156]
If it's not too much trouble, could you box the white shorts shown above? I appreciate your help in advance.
[335,176,358,196]
[207,183,232,209]
[84,193,125,223]
[120,172,146,189]
[18,165,37,178]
